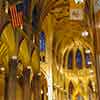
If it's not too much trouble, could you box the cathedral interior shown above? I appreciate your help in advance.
[0,0,100,100]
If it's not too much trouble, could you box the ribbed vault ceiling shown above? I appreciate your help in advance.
[0,0,98,73]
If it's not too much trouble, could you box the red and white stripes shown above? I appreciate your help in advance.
[9,5,23,29]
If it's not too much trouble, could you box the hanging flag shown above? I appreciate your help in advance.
[9,4,23,29]
[70,8,83,20]
[40,32,45,51]
[69,0,84,20]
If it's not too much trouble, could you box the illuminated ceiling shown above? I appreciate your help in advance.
[0,0,98,73]
[40,0,95,71]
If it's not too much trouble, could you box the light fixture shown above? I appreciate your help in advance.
[20,25,23,30]
[12,56,17,60]
[74,0,84,4]
[27,66,31,69]
[33,35,35,43]
[5,1,9,14]
[38,72,41,76]
[92,82,96,92]
[90,70,94,73]
[46,92,48,96]
[82,31,88,37]
[0,67,5,71]
[41,90,43,94]
[85,49,90,54]
[17,75,19,79]
[87,61,92,65]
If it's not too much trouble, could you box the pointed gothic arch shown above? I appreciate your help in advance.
[76,49,82,69]
[67,50,73,69]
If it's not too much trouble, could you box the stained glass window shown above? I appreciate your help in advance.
[76,49,82,69]
[68,50,73,69]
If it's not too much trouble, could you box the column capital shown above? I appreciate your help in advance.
[23,67,31,100]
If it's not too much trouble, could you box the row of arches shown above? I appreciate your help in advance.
[68,80,96,100]
[64,48,93,70]
[0,23,40,73]
[0,19,41,100]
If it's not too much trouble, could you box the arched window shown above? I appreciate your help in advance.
[68,81,74,100]
[40,32,46,62]
[68,50,73,69]
[76,49,82,69]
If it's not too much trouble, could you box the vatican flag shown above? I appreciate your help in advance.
[70,8,83,20]
[69,0,84,20]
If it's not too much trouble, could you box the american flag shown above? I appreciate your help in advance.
[9,4,23,29]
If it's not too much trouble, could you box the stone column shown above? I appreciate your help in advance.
[44,86,47,100]
[95,21,100,99]
[23,68,31,100]
[56,89,59,100]
[46,14,54,100]
[0,70,5,100]
[96,54,100,100]
[32,74,40,100]
[4,75,8,100]
[8,56,18,100]
[94,8,100,100]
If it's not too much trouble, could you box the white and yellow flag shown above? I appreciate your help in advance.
[69,0,85,20]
